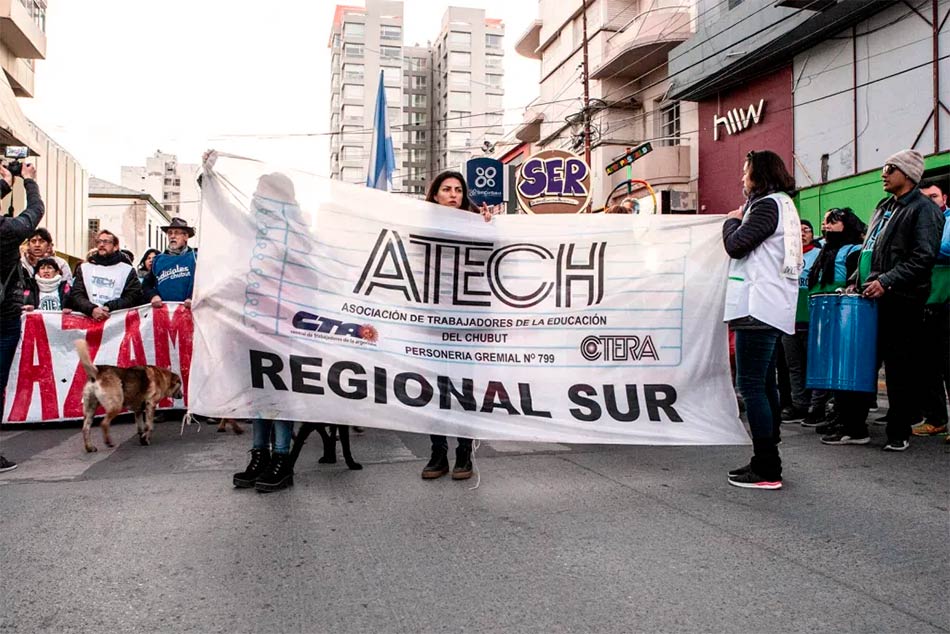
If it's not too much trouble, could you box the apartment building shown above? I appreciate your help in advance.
[328,1,406,189]
[120,150,200,226]
[512,0,696,213]
[328,3,505,193]
[430,6,506,174]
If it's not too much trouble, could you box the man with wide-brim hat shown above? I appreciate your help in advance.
[144,217,198,309]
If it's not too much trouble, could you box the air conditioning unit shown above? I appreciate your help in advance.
[669,190,696,212]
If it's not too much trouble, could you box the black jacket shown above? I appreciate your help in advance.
[69,252,144,316]
[850,188,944,302]
[0,179,45,321]
[24,276,71,311]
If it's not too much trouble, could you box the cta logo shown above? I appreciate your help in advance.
[292,311,378,343]
[580,335,658,362]
[516,149,592,214]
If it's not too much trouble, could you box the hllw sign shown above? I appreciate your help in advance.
[713,99,765,141]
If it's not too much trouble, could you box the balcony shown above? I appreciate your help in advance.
[514,19,541,60]
[601,144,691,191]
[514,99,544,142]
[590,7,691,80]
[0,0,46,59]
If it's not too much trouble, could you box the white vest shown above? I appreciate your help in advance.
[723,192,802,335]
[80,262,132,306]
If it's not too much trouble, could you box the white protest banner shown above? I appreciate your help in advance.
[2,304,193,423]
[189,157,748,445]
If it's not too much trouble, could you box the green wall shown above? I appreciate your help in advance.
[796,152,949,227]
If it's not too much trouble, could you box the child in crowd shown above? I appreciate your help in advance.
[22,257,71,313]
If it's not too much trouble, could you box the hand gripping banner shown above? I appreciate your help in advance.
[188,157,749,445]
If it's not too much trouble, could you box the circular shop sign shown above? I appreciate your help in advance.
[515,149,592,214]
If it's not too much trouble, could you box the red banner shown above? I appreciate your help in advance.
[2,303,193,423]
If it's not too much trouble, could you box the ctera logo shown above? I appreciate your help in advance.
[580,335,659,362]
[713,99,765,141]
[516,149,592,214]
[292,311,377,342]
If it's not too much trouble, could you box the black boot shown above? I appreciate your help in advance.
[233,448,270,488]
[421,448,449,479]
[452,446,473,480]
[255,452,294,492]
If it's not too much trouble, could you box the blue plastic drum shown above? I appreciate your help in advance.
[806,293,878,393]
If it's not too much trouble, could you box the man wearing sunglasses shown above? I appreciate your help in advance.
[826,150,944,452]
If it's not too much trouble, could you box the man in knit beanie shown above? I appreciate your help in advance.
[820,149,944,452]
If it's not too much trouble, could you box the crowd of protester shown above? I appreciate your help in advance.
[1,149,947,493]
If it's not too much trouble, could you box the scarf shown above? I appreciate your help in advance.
[35,274,62,293]
[808,232,859,288]
[166,245,186,255]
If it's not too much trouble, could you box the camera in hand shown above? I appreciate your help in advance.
[4,145,28,177]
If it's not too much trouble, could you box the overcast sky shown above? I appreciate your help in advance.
[21,0,540,183]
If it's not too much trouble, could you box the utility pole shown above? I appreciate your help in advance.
[580,0,591,167]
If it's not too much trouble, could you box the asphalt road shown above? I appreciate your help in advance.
[0,416,947,634]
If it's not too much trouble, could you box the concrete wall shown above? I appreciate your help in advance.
[793,0,950,185]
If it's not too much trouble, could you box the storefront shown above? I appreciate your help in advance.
[696,66,794,215]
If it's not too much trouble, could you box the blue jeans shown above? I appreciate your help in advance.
[0,317,22,419]
[252,419,295,454]
[734,328,783,479]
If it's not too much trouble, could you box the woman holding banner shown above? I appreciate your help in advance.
[722,150,802,491]
[419,171,497,481]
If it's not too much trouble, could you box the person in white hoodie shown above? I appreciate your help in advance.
[722,150,802,491]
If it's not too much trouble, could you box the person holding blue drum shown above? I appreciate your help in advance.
[803,208,866,431]
[822,150,944,452]
[723,150,802,490]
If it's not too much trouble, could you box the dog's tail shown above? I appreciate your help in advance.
[74,339,98,379]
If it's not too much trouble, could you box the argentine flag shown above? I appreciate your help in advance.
[366,71,396,191]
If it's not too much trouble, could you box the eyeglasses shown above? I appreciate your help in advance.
[882,164,898,176]
[95,238,115,245]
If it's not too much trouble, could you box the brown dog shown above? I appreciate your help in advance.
[75,340,183,452]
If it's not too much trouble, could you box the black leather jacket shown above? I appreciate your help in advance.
[851,187,944,303]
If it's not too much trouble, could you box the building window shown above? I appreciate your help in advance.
[484,113,503,127]
[380,45,401,61]
[382,66,402,84]
[448,131,471,148]
[411,94,426,107]
[384,86,400,103]
[449,51,471,68]
[343,84,364,99]
[342,104,364,122]
[486,74,503,89]
[407,57,427,71]
[486,33,503,49]
[380,25,402,40]
[449,71,470,87]
[487,93,503,109]
[343,43,363,57]
[486,54,503,70]
[448,111,470,128]
[449,31,471,46]
[448,91,471,110]
[411,75,427,89]
[343,22,365,38]
[388,107,402,124]
[410,112,427,126]
[341,146,363,161]
[728,0,744,7]
[341,126,362,143]
[341,167,363,182]
[411,130,428,144]
[657,101,681,146]
[343,63,364,82]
